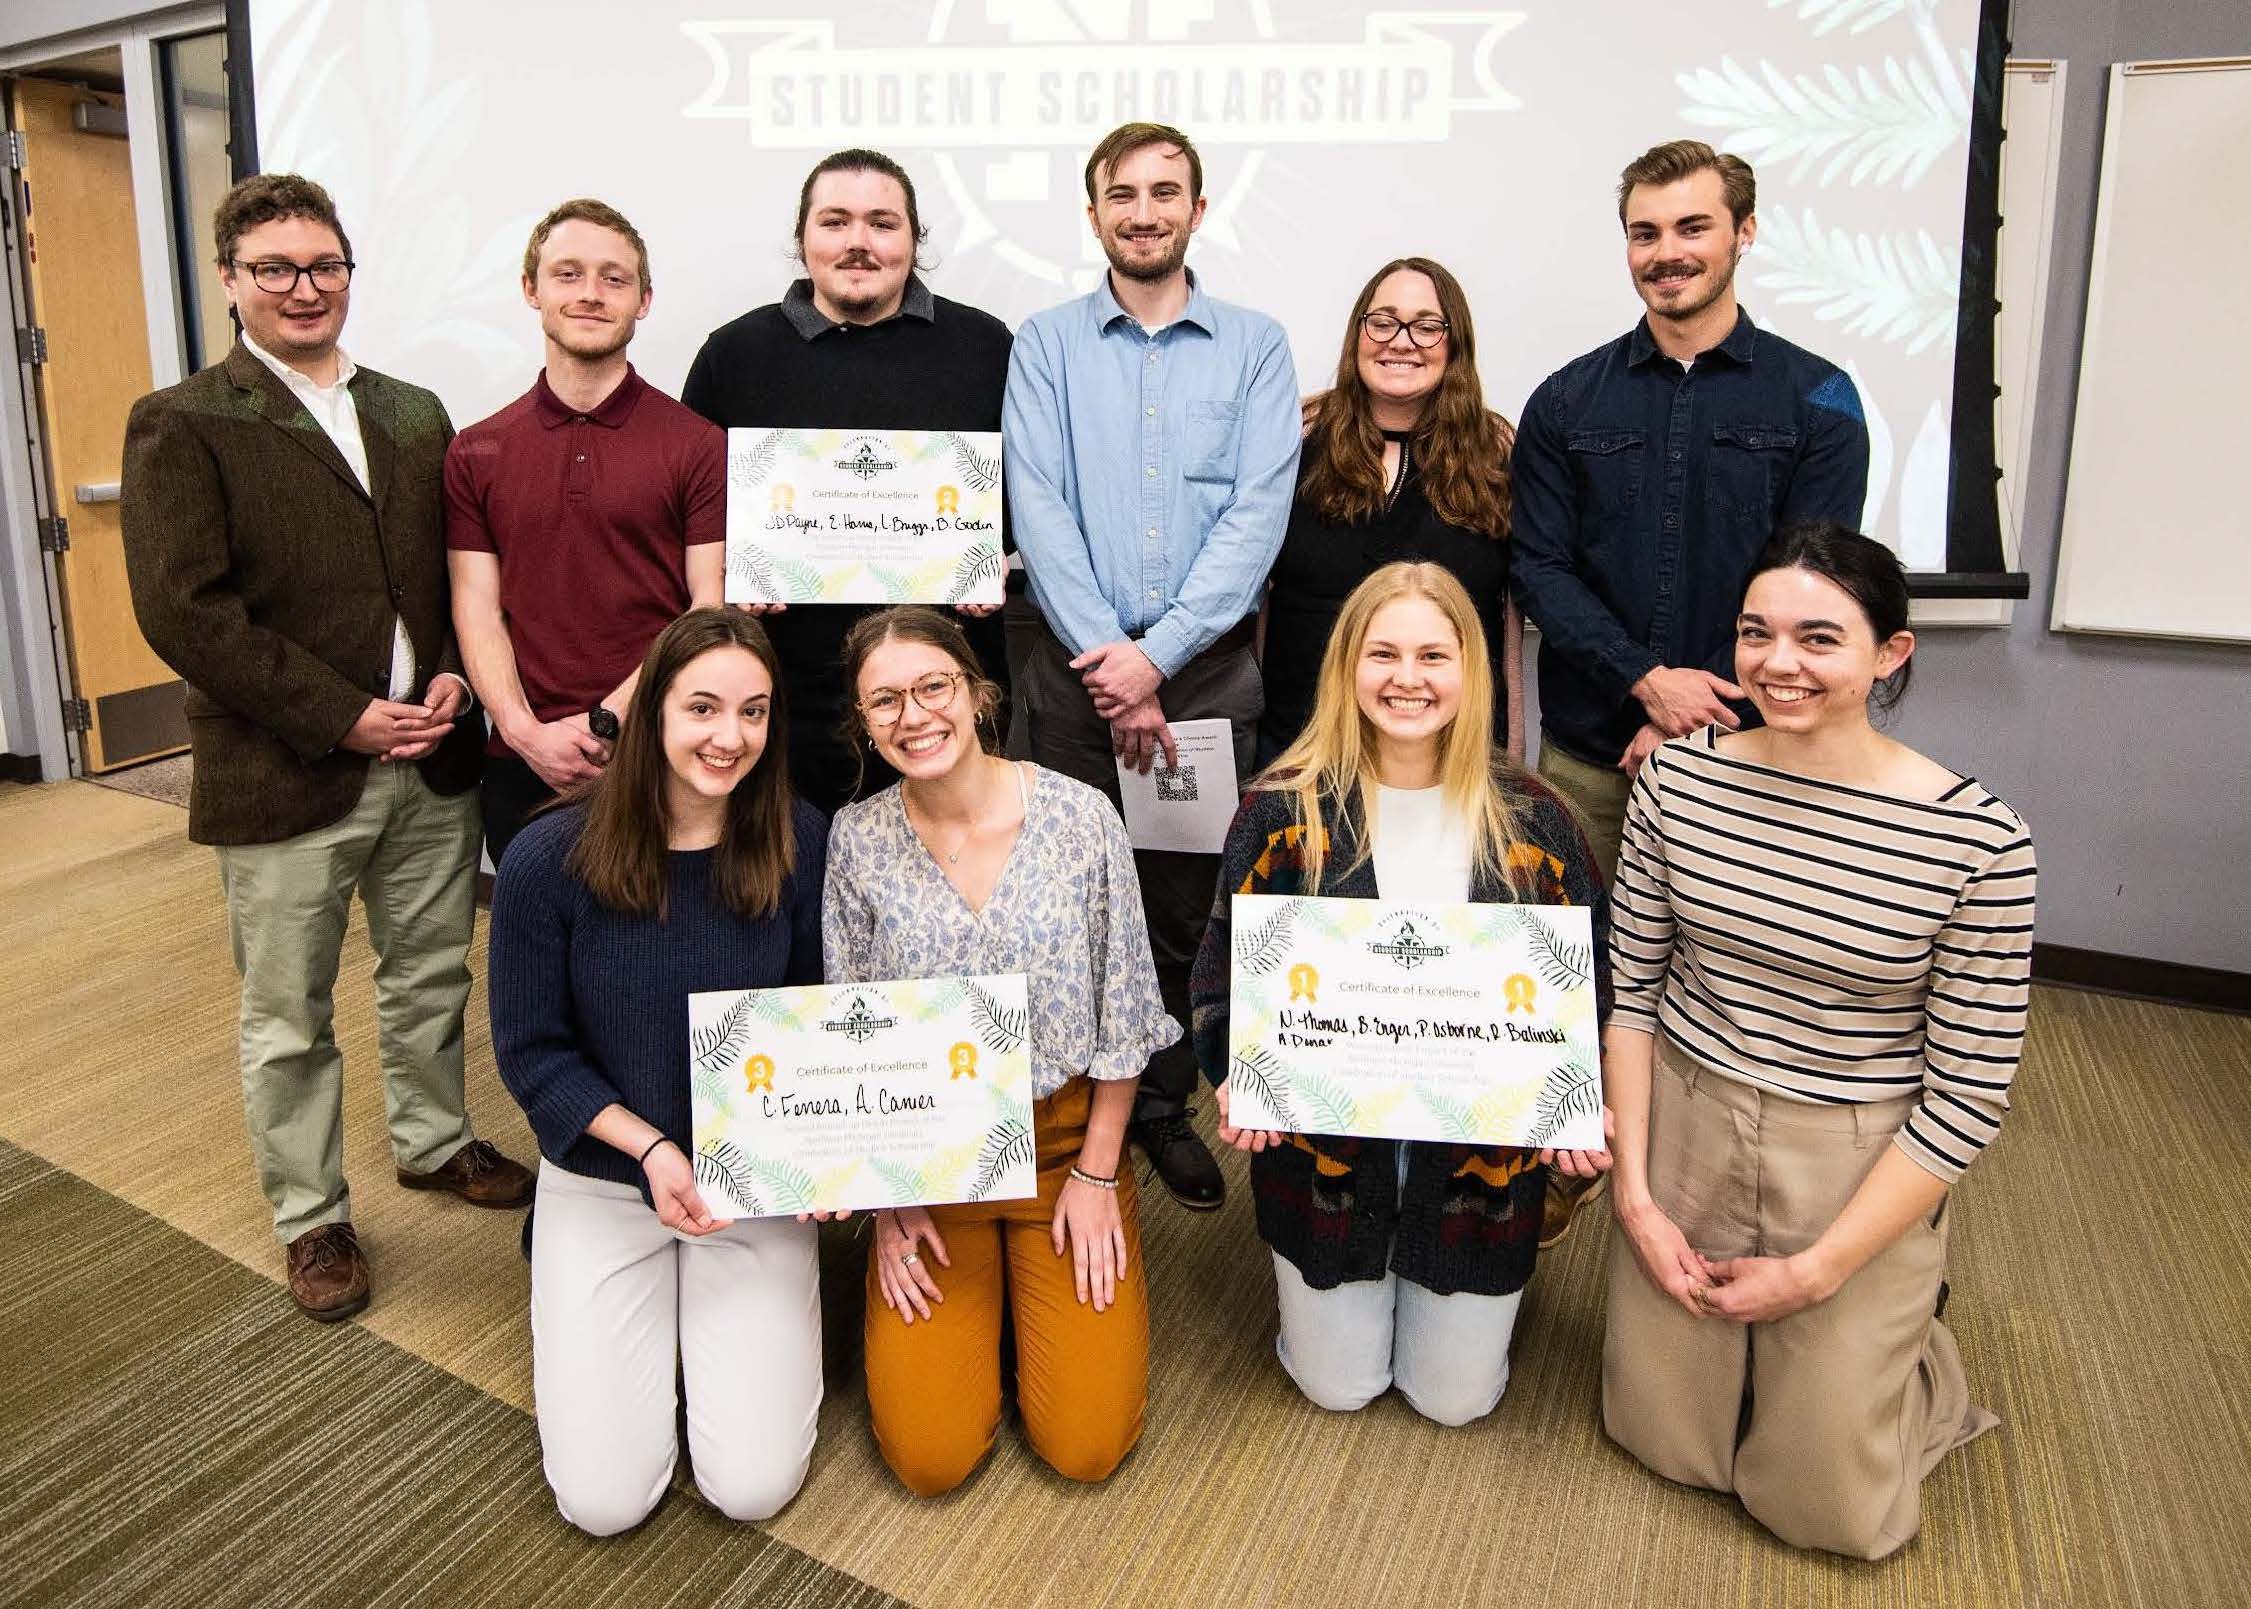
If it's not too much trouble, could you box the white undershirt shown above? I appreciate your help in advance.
[1371,783,1473,903]
[243,334,415,699]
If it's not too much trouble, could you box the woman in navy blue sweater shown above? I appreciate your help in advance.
[489,608,827,1535]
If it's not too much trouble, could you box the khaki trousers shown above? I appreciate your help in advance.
[215,762,480,1242]
[1602,1039,1996,1560]
[864,1076,1149,1496]
[1535,739,1632,883]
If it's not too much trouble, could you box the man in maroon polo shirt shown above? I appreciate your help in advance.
[446,198,726,867]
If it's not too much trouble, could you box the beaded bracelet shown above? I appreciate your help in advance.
[1067,1165,1119,1191]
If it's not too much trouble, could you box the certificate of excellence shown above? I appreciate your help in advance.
[1223,895,1603,1149]
[686,973,1036,1217]
[723,427,1005,606]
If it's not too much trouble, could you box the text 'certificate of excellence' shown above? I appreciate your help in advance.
[688,974,1036,1217]
[1224,896,1602,1149]
[724,428,1005,606]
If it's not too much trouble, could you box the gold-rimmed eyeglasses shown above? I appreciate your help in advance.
[858,670,966,728]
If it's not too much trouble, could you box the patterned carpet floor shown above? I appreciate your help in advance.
[2,778,2247,1608]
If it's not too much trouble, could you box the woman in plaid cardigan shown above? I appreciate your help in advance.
[1190,562,1610,1424]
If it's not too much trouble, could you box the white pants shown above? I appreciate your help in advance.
[1273,1252,1525,1427]
[530,1161,823,1535]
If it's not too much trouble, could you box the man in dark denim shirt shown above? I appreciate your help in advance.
[1511,141,1869,880]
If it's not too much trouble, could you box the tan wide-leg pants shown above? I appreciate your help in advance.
[1602,1038,1998,1560]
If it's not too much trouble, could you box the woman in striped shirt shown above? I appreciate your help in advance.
[1600,523,2035,1560]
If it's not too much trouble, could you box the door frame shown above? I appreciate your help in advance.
[0,1,223,780]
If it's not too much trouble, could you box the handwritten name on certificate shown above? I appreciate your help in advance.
[686,974,1036,1217]
[1223,895,1603,1150]
[724,428,1005,606]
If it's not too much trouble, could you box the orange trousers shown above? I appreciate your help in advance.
[864,1076,1149,1496]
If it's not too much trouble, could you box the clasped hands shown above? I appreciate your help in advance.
[1071,639,1175,773]
[1617,1192,1839,1324]
[340,674,470,763]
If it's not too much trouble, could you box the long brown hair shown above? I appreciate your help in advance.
[565,608,796,919]
[1259,562,1534,895]
[1299,257,1514,538]
[835,606,1004,792]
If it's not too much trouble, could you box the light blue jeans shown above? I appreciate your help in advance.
[1271,1142,1525,1426]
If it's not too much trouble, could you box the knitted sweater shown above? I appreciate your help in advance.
[488,800,827,1196]
[1189,771,1611,1296]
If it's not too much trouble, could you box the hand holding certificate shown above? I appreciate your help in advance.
[724,427,1005,605]
[1224,895,1603,1149]
[688,973,1037,1217]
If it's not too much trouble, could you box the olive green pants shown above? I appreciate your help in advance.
[215,762,480,1242]
[1534,738,1633,884]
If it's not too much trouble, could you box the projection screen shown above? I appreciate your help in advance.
[247,0,1989,570]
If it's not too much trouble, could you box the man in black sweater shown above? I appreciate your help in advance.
[681,149,1014,815]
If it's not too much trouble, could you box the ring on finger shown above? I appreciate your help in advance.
[901,1252,921,1267]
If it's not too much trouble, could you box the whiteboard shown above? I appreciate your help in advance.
[2052,59,2251,643]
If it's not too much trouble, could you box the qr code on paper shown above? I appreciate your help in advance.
[1154,765,1198,803]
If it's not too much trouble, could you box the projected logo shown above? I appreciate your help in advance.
[682,2,1523,289]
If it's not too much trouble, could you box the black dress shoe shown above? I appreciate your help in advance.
[1132,1112,1225,1211]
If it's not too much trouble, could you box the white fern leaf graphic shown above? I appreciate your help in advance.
[1768,0,1910,38]
[1750,206,1959,358]
[1676,54,1963,189]
[729,543,783,601]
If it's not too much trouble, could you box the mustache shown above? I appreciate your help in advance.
[834,252,883,270]
[1643,260,1702,280]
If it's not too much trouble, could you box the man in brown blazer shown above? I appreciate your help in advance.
[121,174,530,1323]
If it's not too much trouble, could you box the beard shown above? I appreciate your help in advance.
[1640,250,1739,324]
[1103,227,1191,283]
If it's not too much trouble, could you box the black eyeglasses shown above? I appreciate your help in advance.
[1361,312,1449,348]
[233,258,354,294]
[858,671,966,728]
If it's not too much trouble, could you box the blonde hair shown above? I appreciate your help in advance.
[1258,562,1533,894]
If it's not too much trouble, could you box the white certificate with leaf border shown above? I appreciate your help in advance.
[687,973,1035,1216]
[1223,895,1602,1148]
[724,427,1004,605]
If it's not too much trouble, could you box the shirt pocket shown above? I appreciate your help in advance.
[1183,399,1241,483]
[1565,427,1646,519]
[1707,421,1799,518]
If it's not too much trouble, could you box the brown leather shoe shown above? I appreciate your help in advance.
[1538,1166,1611,1251]
[397,1139,534,1208]
[285,1222,370,1322]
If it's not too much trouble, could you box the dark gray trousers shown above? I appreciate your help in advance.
[1004,594,1260,1118]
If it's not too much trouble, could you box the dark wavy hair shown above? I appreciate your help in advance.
[564,609,795,918]
[1300,257,1514,539]
[1746,522,1915,711]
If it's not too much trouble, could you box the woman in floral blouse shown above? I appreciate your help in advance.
[823,606,1177,1495]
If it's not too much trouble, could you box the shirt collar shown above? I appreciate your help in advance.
[531,364,645,429]
[1092,267,1215,336]
[242,332,356,394]
[780,275,936,340]
[1626,307,1758,370]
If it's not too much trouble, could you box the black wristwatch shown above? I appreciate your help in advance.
[587,703,620,742]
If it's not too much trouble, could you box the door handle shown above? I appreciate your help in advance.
[73,482,121,504]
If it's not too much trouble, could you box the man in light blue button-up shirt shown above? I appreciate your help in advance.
[1003,122,1300,1210]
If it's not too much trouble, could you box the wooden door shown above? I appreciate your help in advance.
[10,77,185,771]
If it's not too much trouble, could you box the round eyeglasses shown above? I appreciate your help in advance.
[858,670,967,728]
[1360,312,1450,349]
